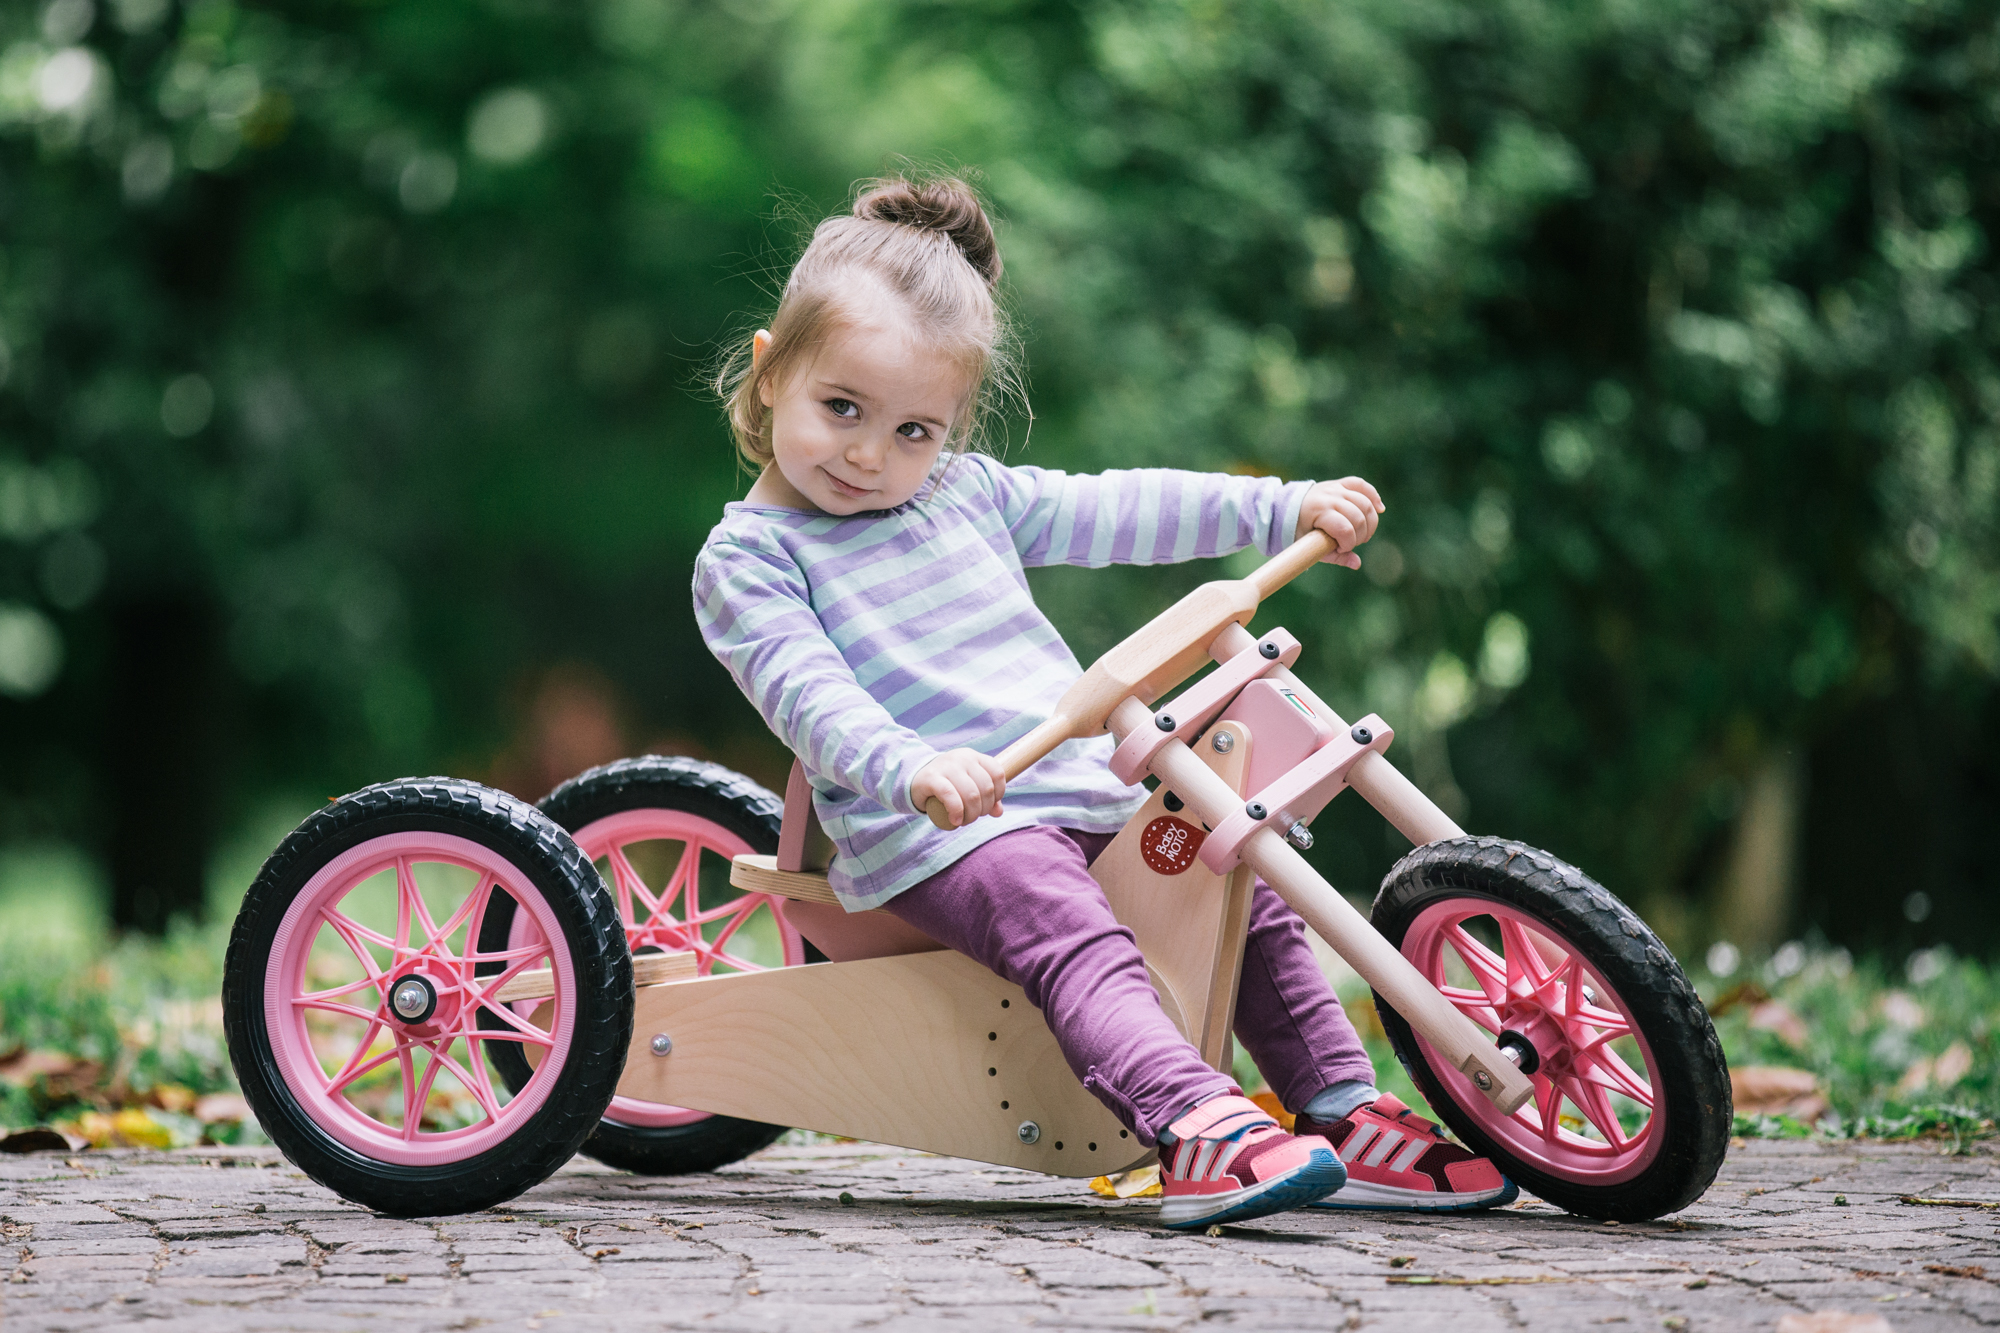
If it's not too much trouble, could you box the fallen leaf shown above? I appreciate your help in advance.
[1249,1092,1295,1131]
[195,1092,252,1124]
[1706,980,1772,1017]
[1731,1066,1828,1122]
[1747,1000,1810,1049]
[1385,1275,1575,1286]
[0,1050,78,1085]
[1893,1041,1974,1099]
[1900,1195,2000,1210]
[1775,1313,1894,1333]
[149,1084,197,1114]
[0,1128,72,1154]
[111,1108,173,1149]
[1088,1164,1163,1199]
[1924,1263,1986,1279]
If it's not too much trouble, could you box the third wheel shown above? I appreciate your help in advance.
[1368,835,1731,1222]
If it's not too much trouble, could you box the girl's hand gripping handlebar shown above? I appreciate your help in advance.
[921,531,1338,829]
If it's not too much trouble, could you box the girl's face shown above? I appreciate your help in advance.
[752,289,970,516]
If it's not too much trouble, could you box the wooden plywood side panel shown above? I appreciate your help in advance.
[1090,721,1252,1072]
[618,951,1149,1177]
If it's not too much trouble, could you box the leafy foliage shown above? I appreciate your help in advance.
[0,0,1995,950]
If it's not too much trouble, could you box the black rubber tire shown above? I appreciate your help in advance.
[1369,836,1731,1222]
[479,755,802,1176]
[223,777,633,1217]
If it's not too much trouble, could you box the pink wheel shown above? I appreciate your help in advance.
[482,756,809,1175]
[225,779,631,1216]
[1370,837,1730,1221]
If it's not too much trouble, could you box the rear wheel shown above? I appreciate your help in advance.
[1369,836,1730,1221]
[481,755,814,1175]
[223,778,630,1216]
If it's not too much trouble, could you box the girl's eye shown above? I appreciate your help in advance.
[896,421,930,440]
[825,398,859,419]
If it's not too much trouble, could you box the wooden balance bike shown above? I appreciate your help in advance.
[223,532,1731,1223]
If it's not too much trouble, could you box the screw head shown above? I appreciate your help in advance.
[1210,731,1234,754]
[1246,801,1267,820]
[650,1033,673,1057]
[1259,640,1281,660]
[1155,713,1176,732]
[1017,1120,1041,1145]
[1473,1069,1494,1091]
[1351,724,1374,745]
[390,976,435,1023]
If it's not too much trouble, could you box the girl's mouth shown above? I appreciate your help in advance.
[822,470,872,500]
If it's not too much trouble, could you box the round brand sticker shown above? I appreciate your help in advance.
[1140,816,1205,876]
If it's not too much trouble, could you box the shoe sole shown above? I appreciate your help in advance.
[1309,1176,1520,1212]
[1160,1149,1346,1230]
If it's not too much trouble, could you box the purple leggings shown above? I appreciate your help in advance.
[883,825,1375,1145]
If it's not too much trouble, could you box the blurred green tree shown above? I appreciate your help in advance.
[1,0,1995,956]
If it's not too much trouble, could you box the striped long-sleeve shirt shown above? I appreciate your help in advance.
[693,452,1310,910]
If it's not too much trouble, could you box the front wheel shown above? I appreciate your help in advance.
[1370,836,1730,1222]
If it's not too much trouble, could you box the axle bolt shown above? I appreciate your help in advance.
[650,1033,673,1057]
[1211,732,1234,754]
[1351,724,1373,745]
[1473,1070,1494,1091]
[389,976,437,1024]
[1017,1120,1041,1145]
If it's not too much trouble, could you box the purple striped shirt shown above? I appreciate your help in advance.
[693,453,1309,909]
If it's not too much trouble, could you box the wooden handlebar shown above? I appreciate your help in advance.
[921,529,1344,830]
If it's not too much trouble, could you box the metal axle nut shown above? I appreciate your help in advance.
[1211,731,1234,754]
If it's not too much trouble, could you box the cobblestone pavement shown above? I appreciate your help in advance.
[0,1138,1994,1331]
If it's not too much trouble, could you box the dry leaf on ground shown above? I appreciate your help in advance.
[1775,1312,1894,1333]
[1893,1042,1973,1099]
[1087,1165,1162,1199]
[1732,1066,1829,1122]
[1747,999,1810,1049]
[193,1092,251,1124]
[1249,1092,1295,1131]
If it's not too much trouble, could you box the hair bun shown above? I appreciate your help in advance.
[853,176,1002,288]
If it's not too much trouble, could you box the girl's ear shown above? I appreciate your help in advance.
[752,329,774,406]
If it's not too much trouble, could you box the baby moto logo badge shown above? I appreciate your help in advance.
[1140,816,1205,875]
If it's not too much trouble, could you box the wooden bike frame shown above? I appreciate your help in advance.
[612,533,1534,1177]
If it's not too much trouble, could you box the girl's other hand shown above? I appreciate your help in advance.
[1296,476,1385,570]
[911,748,1008,829]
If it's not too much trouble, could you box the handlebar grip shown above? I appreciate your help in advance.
[1246,530,1337,601]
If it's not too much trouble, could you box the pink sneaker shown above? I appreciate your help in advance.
[1294,1093,1516,1211]
[1158,1094,1346,1230]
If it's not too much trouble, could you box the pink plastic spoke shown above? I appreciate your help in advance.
[1579,1045,1655,1109]
[464,940,552,968]
[399,859,446,950]
[1497,917,1548,992]
[429,1038,502,1124]
[1436,985,1504,1034]
[320,909,392,979]
[459,1030,507,1115]
[608,846,663,926]
[396,1045,420,1140]
[661,841,705,923]
[1573,1001,1633,1040]
[1443,925,1510,1006]
[299,974,383,1004]
[404,1044,448,1140]
[468,993,557,1046]
[1528,1073,1565,1143]
[705,898,765,954]
[1561,1073,1629,1151]
[421,875,496,959]
[292,995,386,1025]
[325,1038,402,1097]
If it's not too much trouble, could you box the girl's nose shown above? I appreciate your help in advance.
[846,435,887,471]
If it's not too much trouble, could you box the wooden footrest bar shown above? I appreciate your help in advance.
[492,949,698,1004]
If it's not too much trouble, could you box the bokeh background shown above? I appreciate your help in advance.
[0,0,1996,1143]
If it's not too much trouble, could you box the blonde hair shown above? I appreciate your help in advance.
[717,174,1021,468]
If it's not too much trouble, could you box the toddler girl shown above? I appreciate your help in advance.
[694,176,1512,1229]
